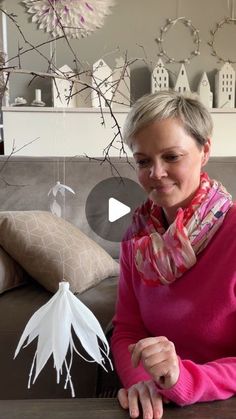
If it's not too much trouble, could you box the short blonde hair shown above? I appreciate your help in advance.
[123,90,213,150]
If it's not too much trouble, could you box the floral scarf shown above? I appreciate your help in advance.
[132,172,233,286]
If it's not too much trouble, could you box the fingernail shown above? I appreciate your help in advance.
[130,409,138,418]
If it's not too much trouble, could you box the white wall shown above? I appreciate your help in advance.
[2,107,236,157]
[3,0,236,104]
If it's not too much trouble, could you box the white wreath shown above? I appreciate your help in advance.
[156,17,201,64]
[208,17,236,64]
[22,0,115,39]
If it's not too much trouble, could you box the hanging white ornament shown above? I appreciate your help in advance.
[22,0,116,39]
[50,199,62,217]
[14,281,113,397]
[14,178,112,396]
[48,181,75,197]
[48,181,75,217]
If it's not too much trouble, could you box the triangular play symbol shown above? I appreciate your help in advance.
[108,197,131,222]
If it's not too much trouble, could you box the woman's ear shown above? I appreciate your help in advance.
[201,138,211,167]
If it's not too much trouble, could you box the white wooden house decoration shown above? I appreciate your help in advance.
[75,70,92,108]
[91,59,113,108]
[151,58,169,93]
[174,64,191,94]
[52,65,77,108]
[197,72,213,108]
[111,57,130,109]
[215,62,235,108]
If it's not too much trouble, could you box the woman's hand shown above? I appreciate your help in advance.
[129,336,179,389]
[118,380,163,419]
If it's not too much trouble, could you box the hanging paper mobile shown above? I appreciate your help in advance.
[14,179,113,396]
[22,0,116,39]
[48,181,75,197]
[14,282,113,397]
[48,181,75,217]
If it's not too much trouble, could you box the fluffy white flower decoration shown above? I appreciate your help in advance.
[22,0,115,39]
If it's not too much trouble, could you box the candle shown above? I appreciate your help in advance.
[35,89,42,102]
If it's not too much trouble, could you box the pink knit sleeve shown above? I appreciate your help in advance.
[111,239,151,389]
[157,356,236,406]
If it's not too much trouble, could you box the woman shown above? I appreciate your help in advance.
[111,90,236,419]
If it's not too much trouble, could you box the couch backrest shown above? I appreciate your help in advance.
[0,156,235,259]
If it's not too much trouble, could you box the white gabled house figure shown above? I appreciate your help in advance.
[215,62,235,108]
[111,57,130,109]
[151,58,169,93]
[174,64,191,93]
[75,69,92,108]
[52,65,77,108]
[91,59,113,108]
[197,72,213,108]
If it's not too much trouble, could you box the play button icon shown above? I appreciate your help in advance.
[85,177,146,242]
[108,198,131,222]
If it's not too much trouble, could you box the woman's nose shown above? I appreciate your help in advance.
[149,162,167,179]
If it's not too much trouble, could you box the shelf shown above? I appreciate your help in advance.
[2,106,236,157]
[2,106,236,114]
[1,106,129,114]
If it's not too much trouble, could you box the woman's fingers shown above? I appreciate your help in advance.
[117,388,129,410]
[130,337,168,368]
[117,382,164,419]
[130,382,154,418]
[129,337,179,389]
[147,381,163,419]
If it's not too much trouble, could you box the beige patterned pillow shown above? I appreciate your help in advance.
[0,211,119,294]
[0,247,27,294]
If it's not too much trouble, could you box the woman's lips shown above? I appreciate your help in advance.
[152,184,175,193]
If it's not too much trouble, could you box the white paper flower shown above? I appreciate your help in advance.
[22,0,115,39]
[14,281,113,397]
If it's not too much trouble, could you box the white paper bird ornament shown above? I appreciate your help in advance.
[48,181,75,217]
[48,181,75,198]
[14,281,113,397]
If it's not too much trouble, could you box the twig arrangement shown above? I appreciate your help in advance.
[0,6,135,168]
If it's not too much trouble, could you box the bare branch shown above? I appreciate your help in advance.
[0,136,40,186]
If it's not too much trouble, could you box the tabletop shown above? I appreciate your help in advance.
[0,397,236,419]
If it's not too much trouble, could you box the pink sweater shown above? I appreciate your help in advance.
[111,204,236,406]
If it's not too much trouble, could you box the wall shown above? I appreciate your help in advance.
[1,0,236,157]
[3,0,236,104]
[2,107,236,157]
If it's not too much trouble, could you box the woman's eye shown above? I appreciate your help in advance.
[136,159,150,167]
[164,154,180,162]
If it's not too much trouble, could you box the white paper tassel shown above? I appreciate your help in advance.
[14,282,113,397]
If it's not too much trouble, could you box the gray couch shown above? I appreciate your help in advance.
[0,155,236,400]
